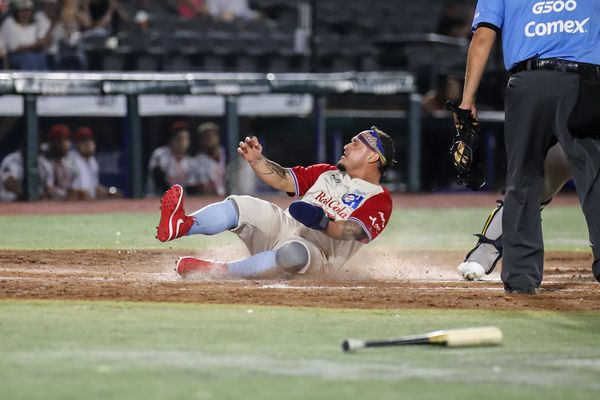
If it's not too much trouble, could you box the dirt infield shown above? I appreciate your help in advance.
[1,193,595,311]
[1,248,598,311]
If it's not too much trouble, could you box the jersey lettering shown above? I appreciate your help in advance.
[532,0,577,15]
[525,17,589,36]
[526,0,589,38]
[313,191,349,219]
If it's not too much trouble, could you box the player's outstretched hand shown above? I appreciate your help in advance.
[288,201,329,231]
[237,136,263,164]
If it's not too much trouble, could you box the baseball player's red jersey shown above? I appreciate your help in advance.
[289,163,392,243]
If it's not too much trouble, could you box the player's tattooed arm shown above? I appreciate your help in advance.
[325,220,367,241]
[250,155,289,179]
[237,136,294,192]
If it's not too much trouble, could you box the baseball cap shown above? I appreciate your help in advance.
[47,124,71,141]
[197,122,219,135]
[14,0,34,10]
[74,126,94,141]
[169,120,189,135]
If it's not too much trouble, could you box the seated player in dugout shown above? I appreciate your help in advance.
[155,127,395,279]
[192,122,226,196]
[41,124,78,200]
[146,121,197,197]
[68,126,122,200]
[0,139,53,202]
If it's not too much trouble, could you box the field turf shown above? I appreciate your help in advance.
[0,205,598,399]
[0,206,590,251]
[1,301,599,399]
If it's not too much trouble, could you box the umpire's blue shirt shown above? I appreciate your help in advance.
[472,0,600,70]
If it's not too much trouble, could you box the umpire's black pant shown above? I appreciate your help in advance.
[502,70,600,291]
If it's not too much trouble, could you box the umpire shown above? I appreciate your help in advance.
[458,0,600,293]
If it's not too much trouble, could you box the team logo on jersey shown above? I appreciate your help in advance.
[341,192,365,209]
[330,174,342,184]
[526,0,589,37]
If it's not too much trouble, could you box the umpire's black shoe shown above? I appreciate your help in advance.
[504,285,538,295]
[592,260,600,283]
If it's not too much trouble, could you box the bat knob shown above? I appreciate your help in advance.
[341,340,350,352]
[341,339,365,352]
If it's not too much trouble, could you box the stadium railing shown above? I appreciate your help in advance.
[0,71,419,200]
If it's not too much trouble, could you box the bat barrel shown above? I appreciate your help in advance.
[442,326,503,347]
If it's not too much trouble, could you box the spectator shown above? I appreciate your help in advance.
[422,1,475,112]
[108,1,130,34]
[83,0,112,37]
[193,122,226,196]
[436,1,474,39]
[0,0,8,23]
[41,123,78,200]
[421,73,463,113]
[68,126,121,200]
[0,0,7,67]
[0,0,50,70]
[36,0,86,70]
[0,147,53,202]
[133,9,149,32]
[146,121,197,196]
[81,0,129,37]
[60,0,91,34]
[177,0,208,19]
[35,0,60,69]
[0,35,5,69]
[206,0,259,22]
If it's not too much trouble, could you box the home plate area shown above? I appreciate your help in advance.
[0,248,598,311]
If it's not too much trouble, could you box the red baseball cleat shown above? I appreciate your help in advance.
[156,184,194,242]
[176,257,227,278]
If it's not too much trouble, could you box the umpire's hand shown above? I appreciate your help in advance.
[455,102,478,127]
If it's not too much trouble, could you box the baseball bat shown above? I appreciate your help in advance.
[342,326,502,352]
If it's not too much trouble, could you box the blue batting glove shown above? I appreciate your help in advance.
[288,201,330,230]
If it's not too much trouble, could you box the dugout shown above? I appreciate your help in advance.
[0,71,422,200]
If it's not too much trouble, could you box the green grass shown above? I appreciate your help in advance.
[1,300,599,400]
[0,206,590,251]
[0,207,594,399]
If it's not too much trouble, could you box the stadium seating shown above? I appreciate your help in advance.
[72,0,476,75]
